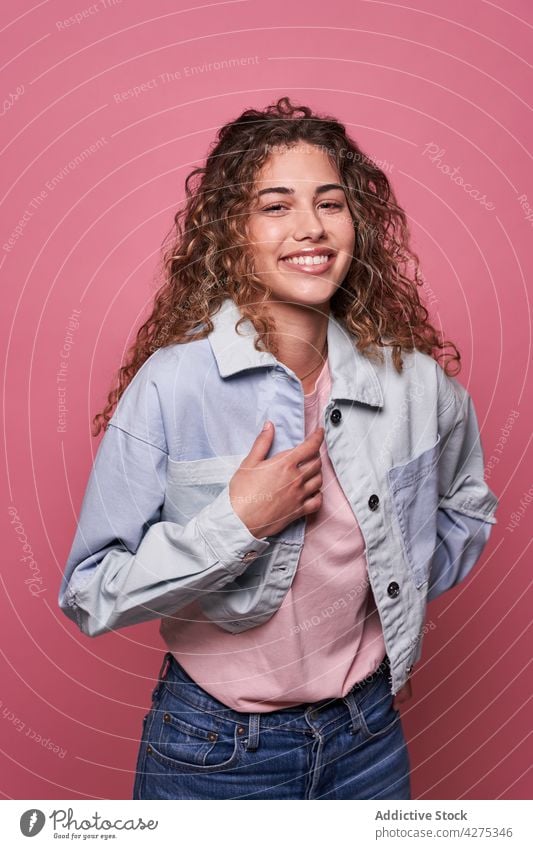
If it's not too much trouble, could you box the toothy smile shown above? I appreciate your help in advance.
[279,249,337,273]
[283,254,332,266]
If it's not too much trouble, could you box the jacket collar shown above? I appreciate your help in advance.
[207,297,384,407]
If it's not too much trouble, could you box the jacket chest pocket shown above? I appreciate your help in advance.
[386,435,441,589]
[164,454,246,522]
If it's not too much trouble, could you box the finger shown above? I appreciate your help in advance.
[294,427,324,457]
[302,472,322,496]
[296,454,322,475]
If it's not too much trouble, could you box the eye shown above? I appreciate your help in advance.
[261,201,344,213]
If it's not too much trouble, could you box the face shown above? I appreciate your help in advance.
[246,142,356,309]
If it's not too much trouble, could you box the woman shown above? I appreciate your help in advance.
[58,97,499,799]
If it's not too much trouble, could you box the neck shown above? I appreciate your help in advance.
[263,301,329,378]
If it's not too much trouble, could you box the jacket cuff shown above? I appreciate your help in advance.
[196,484,270,569]
[440,488,499,524]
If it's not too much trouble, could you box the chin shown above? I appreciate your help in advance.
[268,277,339,307]
[267,289,333,309]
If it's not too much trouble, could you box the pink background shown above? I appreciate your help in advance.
[1,0,531,800]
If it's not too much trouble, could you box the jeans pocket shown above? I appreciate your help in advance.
[356,677,402,741]
[146,685,243,773]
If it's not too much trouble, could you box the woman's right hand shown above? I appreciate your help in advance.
[228,421,325,540]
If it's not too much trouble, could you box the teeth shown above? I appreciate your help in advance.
[283,255,331,266]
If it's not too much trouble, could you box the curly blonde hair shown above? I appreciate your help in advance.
[92,96,460,436]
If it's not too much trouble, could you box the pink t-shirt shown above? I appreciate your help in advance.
[160,356,386,712]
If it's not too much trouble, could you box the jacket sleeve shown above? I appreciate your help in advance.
[427,372,499,602]
[58,360,270,637]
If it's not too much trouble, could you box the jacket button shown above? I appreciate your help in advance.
[330,408,342,425]
[241,550,257,563]
[368,494,379,510]
[387,581,400,598]
[406,665,413,674]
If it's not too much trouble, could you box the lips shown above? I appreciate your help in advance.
[279,249,337,275]
[281,248,336,260]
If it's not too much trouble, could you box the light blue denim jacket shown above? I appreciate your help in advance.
[58,297,499,695]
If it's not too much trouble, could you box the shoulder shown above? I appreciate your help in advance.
[119,336,212,398]
[405,350,472,433]
[377,345,470,421]
[375,344,448,391]
[108,335,214,450]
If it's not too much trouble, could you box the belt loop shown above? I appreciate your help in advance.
[342,691,361,735]
[245,713,260,751]
[158,651,172,682]
[152,652,172,701]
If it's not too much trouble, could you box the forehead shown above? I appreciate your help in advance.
[254,142,340,187]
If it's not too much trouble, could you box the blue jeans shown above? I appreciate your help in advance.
[133,652,411,800]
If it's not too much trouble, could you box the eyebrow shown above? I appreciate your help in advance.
[256,183,345,198]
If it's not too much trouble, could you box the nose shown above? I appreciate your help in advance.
[292,205,327,241]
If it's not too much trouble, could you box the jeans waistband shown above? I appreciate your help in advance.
[152,651,391,751]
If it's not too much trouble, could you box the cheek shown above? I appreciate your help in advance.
[249,221,284,263]
[247,222,266,268]
[336,219,356,252]
[335,225,356,275]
